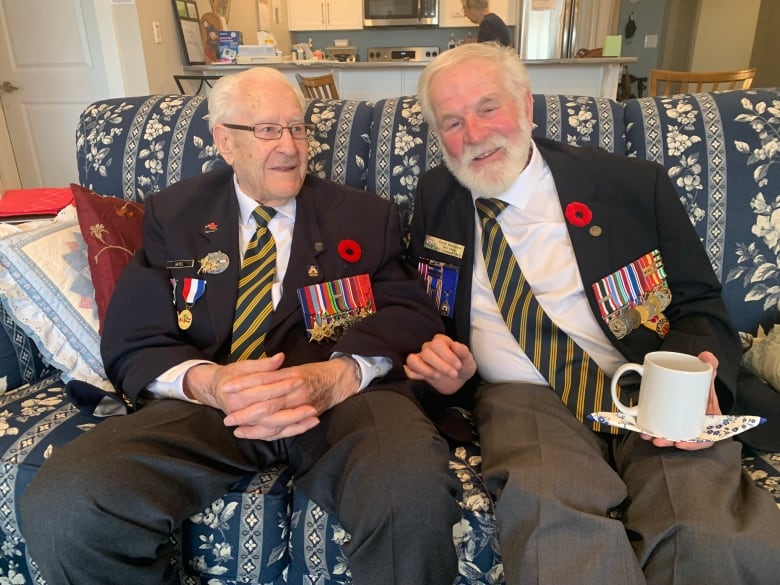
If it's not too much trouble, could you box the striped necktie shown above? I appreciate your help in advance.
[475,197,616,433]
[230,205,277,361]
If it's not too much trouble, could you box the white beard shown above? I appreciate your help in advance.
[442,119,533,198]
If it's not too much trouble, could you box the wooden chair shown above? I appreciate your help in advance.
[295,73,339,100]
[648,67,757,96]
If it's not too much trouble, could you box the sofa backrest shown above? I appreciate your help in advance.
[624,88,780,335]
[76,88,780,336]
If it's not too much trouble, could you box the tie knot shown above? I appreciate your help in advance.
[475,197,508,220]
[252,205,276,228]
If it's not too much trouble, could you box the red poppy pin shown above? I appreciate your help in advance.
[337,239,362,263]
[564,202,593,227]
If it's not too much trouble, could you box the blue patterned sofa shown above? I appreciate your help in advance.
[0,87,778,585]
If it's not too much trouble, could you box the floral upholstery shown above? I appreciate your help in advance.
[0,89,777,585]
[624,90,780,336]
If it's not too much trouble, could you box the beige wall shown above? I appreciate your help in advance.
[134,0,292,95]
[691,0,760,71]
[751,0,780,87]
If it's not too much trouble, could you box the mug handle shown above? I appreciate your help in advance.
[611,363,642,416]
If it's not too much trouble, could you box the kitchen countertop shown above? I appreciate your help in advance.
[184,56,636,73]
[180,56,638,100]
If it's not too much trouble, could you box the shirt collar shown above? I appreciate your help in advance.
[471,140,544,210]
[233,174,296,225]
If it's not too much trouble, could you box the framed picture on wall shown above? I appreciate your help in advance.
[172,0,205,65]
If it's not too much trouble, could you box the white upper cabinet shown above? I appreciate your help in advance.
[440,0,518,27]
[288,0,364,30]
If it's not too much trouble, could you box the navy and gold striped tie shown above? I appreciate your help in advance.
[476,197,616,433]
[230,205,277,361]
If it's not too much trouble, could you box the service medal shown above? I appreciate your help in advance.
[178,309,193,330]
[609,315,627,339]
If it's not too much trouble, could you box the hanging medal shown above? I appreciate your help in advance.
[592,249,672,339]
[177,277,206,330]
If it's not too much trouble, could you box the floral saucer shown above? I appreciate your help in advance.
[589,412,766,442]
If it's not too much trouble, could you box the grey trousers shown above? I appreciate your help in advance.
[474,382,780,585]
[20,389,461,585]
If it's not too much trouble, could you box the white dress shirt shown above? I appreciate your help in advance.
[469,142,626,385]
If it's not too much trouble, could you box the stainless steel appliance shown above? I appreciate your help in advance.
[519,0,608,59]
[367,46,440,62]
[363,0,438,27]
[325,46,359,62]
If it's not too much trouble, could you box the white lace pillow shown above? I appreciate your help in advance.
[0,207,114,392]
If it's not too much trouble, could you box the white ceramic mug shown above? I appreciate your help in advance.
[610,351,713,441]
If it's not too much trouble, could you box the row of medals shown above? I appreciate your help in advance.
[608,286,672,339]
[307,306,374,342]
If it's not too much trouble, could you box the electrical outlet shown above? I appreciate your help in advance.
[644,34,658,49]
[153,20,162,44]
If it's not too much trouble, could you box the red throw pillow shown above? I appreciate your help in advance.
[70,184,144,334]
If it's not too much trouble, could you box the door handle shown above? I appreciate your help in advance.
[1,81,19,93]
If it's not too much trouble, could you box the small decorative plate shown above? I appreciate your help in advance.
[589,412,766,442]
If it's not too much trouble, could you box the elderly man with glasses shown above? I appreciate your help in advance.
[21,67,460,585]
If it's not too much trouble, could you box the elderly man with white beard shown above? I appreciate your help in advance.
[404,42,780,585]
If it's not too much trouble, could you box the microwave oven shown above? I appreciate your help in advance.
[363,0,438,27]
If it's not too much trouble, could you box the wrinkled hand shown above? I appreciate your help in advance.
[184,353,359,440]
[404,333,477,395]
[640,351,721,451]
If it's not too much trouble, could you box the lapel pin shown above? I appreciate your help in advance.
[203,222,219,234]
[197,251,229,274]
[307,265,320,278]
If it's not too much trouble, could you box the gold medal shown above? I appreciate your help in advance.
[178,308,193,330]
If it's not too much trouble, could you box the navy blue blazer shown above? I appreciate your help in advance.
[407,137,742,412]
[102,167,443,405]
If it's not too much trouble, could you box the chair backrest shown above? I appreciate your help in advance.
[295,73,339,100]
[648,67,757,96]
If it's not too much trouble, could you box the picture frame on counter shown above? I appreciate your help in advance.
[172,0,206,65]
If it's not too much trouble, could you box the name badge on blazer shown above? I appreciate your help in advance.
[424,235,465,259]
[591,249,671,339]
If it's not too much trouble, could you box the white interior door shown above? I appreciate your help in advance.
[0,0,112,188]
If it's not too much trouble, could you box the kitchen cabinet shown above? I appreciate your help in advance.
[440,0,518,27]
[287,0,363,31]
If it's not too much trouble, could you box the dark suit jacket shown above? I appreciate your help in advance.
[407,137,742,412]
[102,167,444,405]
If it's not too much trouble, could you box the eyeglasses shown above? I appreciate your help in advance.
[222,122,314,141]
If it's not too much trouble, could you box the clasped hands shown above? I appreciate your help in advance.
[184,353,359,440]
[404,333,721,451]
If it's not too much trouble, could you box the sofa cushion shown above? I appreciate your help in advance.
[0,208,111,391]
[76,95,375,209]
[76,95,226,203]
[368,96,440,237]
[531,94,627,154]
[305,98,374,192]
[367,94,628,240]
[71,184,145,334]
[0,375,292,585]
[0,301,52,393]
[624,88,780,336]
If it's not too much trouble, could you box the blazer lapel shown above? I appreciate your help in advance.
[542,143,611,286]
[271,186,326,328]
[196,183,242,345]
[540,143,616,342]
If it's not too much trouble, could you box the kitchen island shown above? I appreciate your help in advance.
[182,56,637,101]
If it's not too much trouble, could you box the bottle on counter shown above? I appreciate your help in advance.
[448,33,457,50]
